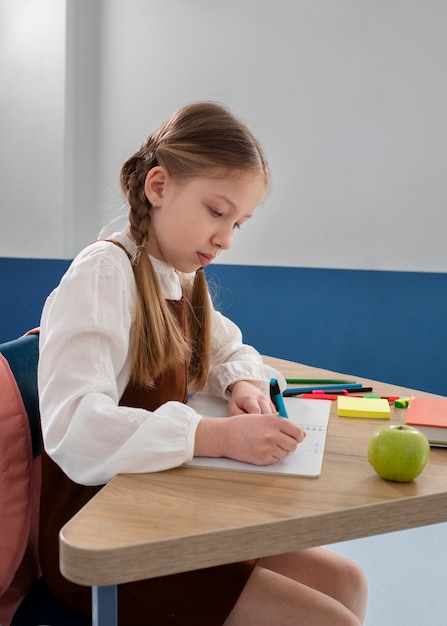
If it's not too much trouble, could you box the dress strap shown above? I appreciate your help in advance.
[104,238,134,262]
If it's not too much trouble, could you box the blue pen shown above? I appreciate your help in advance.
[283,383,363,396]
[270,378,289,418]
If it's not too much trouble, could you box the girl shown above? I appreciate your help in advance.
[38,102,367,626]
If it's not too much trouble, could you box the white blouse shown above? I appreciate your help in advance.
[38,231,285,486]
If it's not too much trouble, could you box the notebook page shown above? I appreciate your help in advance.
[185,394,330,477]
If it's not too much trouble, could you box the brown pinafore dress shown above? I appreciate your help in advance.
[39,244,256,626]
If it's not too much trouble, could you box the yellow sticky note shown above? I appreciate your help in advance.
[337,396,390,419]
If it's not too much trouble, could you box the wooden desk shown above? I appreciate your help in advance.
[59,358,447,625]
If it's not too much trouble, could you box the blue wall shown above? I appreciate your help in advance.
[1,258,71,342]
[206,265,447,396]
[2,258,446,396]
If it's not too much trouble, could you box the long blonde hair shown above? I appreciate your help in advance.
[120,102,270,391]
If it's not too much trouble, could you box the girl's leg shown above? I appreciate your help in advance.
[224,548,367,626]
[259,548,368,622]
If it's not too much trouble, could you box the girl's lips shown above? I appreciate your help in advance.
[197,252,214,267]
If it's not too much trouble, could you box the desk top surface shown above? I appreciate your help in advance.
[60,358,447,586]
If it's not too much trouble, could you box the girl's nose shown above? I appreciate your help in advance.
[212,226,233,250]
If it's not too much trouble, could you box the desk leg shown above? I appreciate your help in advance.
[92,585,118,626]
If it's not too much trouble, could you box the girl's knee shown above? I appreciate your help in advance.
[341,559,368,623]
[347,558,368,593]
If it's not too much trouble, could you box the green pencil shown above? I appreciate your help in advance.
[285,378,356,384]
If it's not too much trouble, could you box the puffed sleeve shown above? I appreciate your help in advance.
[38,242,201,486]
[206,306,287,398]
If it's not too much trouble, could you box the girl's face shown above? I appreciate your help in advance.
[145,170,266,273]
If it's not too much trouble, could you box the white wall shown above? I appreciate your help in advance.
[2,0,447,271]
[0,0,65,258]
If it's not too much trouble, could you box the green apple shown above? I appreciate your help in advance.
[367,424,430,482]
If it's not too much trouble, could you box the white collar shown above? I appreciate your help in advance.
[99,228,195,299]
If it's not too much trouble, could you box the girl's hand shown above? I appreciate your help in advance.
[194,413,306,466]
[227,380,275,416]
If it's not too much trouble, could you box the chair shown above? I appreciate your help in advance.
[0,333,90,626]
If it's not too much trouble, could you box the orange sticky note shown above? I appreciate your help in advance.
[405,397,447,445]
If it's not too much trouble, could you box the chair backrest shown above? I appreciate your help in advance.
[0,333,41,625]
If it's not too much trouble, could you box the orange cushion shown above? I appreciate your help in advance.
[0,353,33,597]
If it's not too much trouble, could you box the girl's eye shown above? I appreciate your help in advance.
[209,207,223,218]
[208,206,241,229]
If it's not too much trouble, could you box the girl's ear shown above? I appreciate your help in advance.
[144,166,169,206]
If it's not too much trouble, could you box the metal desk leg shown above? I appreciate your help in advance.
[92,585,118,626]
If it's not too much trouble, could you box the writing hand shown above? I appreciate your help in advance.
[194,413,306,466]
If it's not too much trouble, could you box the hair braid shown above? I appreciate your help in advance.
[122,154,152,247]
[120,150,189,387]
[187,269,211,390]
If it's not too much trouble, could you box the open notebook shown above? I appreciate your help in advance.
[185,394,330,477]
